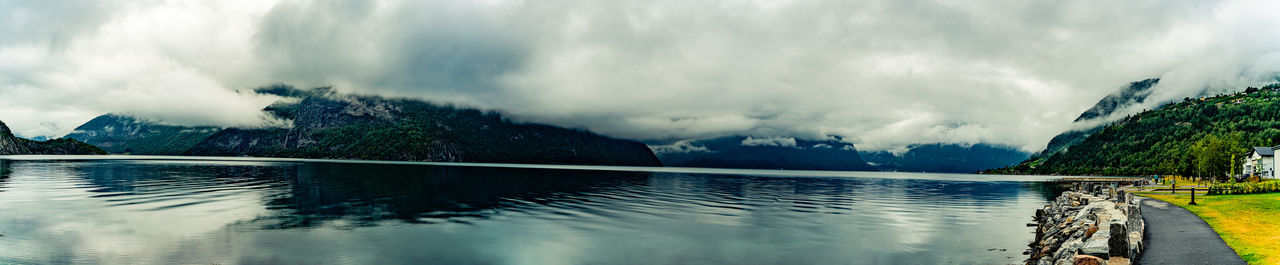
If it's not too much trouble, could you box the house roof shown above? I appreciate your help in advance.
[1255,147,1275,156]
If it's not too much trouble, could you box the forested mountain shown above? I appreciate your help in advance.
[67,85,661,166]
[985,78,1161,173]
[652,136,875,171]
[859,144,1029,173]
[0,120,105,155]
[986,83,1280,177]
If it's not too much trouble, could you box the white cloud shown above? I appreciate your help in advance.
[740,137,798,148]
[649,140,713,154]
[1,0,1279,152]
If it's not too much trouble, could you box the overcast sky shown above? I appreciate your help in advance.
[3,0,1280,152]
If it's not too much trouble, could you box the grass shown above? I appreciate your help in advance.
[1139,193,1280,264]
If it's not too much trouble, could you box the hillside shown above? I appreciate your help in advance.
[652,136,875,171]
[0,120,105,155]
[983,78,1161,173]
[69,85,662,166]
[986,83,1280,177]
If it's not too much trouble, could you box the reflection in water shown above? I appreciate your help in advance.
[0,159,1058,265]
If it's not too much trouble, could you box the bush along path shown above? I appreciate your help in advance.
[1027,185,1144,265]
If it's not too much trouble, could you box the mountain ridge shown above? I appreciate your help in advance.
[66,85,662,167]
[0,120,106,155]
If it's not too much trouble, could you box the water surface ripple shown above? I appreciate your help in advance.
[0,157,1063,265]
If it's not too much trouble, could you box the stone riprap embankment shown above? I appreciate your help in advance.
[1027,186,1144,265]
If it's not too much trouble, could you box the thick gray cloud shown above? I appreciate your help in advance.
[1,0,1279,152]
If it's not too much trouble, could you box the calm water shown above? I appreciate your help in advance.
[0,156,1063,265]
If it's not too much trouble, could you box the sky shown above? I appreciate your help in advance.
[3,0,1280,153]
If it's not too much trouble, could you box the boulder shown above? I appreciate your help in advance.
[1055,238,1084,261]
[1109,223,1129,258]
[1127,232,1142,259]
[1074,254,1105,265]
[1085,225,1099,238]
[1081,237,1110,259]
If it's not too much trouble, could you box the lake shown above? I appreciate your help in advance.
[0,156,1064,265]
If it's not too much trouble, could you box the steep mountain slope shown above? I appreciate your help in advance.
[652,136,875,171]
[989,83,1280,176]
[0,120,105,155]
[1074,78,1160,122]
[860,144,1030,173]
[104,85,664,166]
[0,120,30,155]
[985,78,1161,173]
[64,114,220,154]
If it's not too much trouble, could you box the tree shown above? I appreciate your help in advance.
[1192,133,1247,182]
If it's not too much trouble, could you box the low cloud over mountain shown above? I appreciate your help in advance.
[3,0,1280,152]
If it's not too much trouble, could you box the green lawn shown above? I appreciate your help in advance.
[1139,193,1280,264]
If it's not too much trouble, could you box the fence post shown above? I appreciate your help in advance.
[1190,187,1198,205]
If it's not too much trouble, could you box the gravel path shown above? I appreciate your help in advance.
[1137,198,1245,265]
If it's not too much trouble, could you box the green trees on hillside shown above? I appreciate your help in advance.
[987,84,1280,178]
[1189,133,1248,181]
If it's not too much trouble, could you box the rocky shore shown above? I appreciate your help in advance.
[1027,185,1144,265]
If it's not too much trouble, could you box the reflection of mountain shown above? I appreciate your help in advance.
[1,158,1064,264]
[43,158,1061,231]
[54,160,649,228]
[256,164,652,228]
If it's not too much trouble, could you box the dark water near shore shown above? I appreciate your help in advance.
[0,157,1062,265]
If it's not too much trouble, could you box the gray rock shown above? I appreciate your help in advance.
[1081,237,1110,259]
[1056,238,1084,261]
[1109,223,1129,258]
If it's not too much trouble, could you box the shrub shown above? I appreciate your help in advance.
[1208,180,1280,195]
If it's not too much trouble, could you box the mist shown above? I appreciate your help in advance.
[2,0,1279,152]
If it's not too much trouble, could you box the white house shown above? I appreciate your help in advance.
[1245,147,1276,179]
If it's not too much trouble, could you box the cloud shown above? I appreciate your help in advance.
[740,137,798,148]
[2,0,1280,152]
[649,140,713,154]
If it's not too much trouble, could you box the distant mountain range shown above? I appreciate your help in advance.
[650,136,1029,173]
[42,84,1059,172]
[860,144,1029,173]
[64,85,661,166]
[64,114,220,155]
[0,120,105,155]
[652,136,876,171]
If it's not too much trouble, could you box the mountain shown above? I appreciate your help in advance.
[64,114,220,154]
[986,83,1280,176]
[0,120,106,155]
[1073,78,1160,122]
[860,144,1030,173]
[0,120,29,155]
[984,78,1160,173]
[651,136,875,171]
[70,85,661,166]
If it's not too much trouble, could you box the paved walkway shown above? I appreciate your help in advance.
[1137,198,1245,265]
